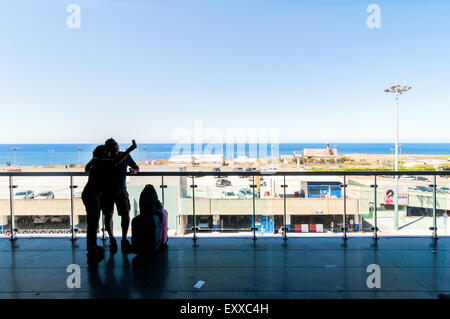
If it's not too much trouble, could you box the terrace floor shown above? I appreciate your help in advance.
[0,237,449,299]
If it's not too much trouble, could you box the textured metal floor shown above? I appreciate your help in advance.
[0,237,449,299]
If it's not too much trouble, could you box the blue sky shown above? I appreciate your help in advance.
[1,0,449,143]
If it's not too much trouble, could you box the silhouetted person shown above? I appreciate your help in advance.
[82,141,137,264]
[132,184,168,256]
[101,138,140,254]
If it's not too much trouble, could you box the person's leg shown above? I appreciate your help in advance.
[115,189,132,252]
[83,193,103,263]
[101,193,117,252]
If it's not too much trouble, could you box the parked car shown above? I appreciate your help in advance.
[261,167,278,174]
[233,167,244,178]
[221,190,238,199]
[14,190,35,199]
[197,216,210,230]
[238,188,253,199]
[32,216,48,224]
[49,216,63,223]
[216,178,232,187]
[416,186,432,192]
[34,191,55,199]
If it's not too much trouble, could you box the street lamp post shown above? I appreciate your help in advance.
[384,83,412,231]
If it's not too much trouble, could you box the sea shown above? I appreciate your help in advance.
[1,143,449,166]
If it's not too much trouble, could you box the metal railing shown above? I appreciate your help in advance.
[0,170,449,241]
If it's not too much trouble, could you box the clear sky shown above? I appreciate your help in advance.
[1,0,449,143]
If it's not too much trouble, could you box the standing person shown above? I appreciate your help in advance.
[82,141,137,264]
[102,138,140,253]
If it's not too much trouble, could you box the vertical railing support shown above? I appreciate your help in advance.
[371,175,378,240]
[191,176,198,241]
[431,174,438,240]
[342,175,348,240]
[160,175,167,207]
[281,175,288,241]
[69,176,77,241]
[9,176,17,241]
[251,175,257,241]
[101,213,106,241]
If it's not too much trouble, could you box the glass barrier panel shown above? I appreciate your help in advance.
[347,175,373,235]
[436,174,448,236]
[257,173,282,237]
[11,176,71,236]
[374,174,433,235]
[73,175,88,236]
[0,177,10,236]
[180,173,255,236]
[286,174,345,237]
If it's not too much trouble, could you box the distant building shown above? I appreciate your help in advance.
[302,143,338,162]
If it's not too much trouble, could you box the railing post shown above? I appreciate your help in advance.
[371,175,378,240]
[69,176,77,241]
[191,176,198,241]
[432,174,438,240]
[251,175,257,241]
[9,176,17,241]
[342,175,348,240]
[282,175,288,241]
[101,213,105,241]
[160,175,167,207]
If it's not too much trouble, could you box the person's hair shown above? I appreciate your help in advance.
[140,184,162,215]
[105,138,118,153]
[93,145,108,158]
[386,189,394,196]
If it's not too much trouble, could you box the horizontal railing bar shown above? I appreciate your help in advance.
[0,170,448,177]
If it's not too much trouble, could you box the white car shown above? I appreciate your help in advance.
[14,190,35,199]
[221,190,238,199]
[32,216,48,224]
[261,167,278,174]
[50,216,63,223]
[238,188,253,199]
[34,191,55,199]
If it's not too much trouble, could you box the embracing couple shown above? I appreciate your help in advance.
[82,138,139,264]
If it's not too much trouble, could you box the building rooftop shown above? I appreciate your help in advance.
[0,237,449,299]
[303,146,338,158]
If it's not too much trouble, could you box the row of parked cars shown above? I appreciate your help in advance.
[409,186,450,194]
[14,191,55,199]
[214,167,276,187]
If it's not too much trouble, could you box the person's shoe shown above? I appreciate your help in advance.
[121,239,132,254]
[110,238,118,254]
[87,250,105,265]
[96,245,105,255]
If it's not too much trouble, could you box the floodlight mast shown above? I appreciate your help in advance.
[384,82,412,231]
